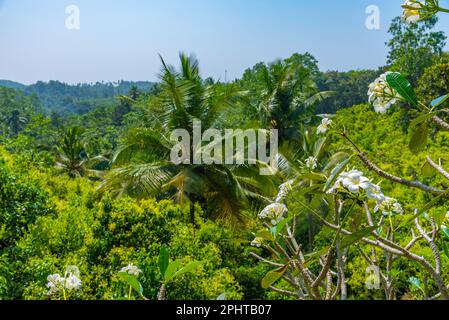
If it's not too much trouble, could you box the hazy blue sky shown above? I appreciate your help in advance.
[0,0,448,84]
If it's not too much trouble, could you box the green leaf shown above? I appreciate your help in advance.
[323,156,353,192]
[340,226,378,249]
[432,210,448,228]
[172,261,202,280]
[118,272,143,295]
[386,72,418,106]
[302,172,327,182]
[261,265,288,289]
[408,276,422,290]
[442,225,449,240]
[442,242,449,259]
[409,123,429,154]
[158,245,170,277]
[256,230,274,241]
[270,216,292,237]
[431,94,449,108]
[421,161,435,178]
[410,112,436,129]
[164,260,181,282]
[303,246,331,268]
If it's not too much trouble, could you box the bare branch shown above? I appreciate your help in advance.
[415,218,441,275]
[268,286,301,298]
[312,250,334,289]
[426,156,449,181]
[432,115,449,131]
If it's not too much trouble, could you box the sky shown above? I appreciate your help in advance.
[0,0,448,84]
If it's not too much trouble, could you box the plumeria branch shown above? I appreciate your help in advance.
[426,156,449,181]
[358,152,444,195]
[431,115,449,131]
[339,131,446,196]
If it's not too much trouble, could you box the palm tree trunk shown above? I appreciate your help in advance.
[157,283,166,300]
[190,201,196,227]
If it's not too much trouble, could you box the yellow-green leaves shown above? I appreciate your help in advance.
[409,122,429,154]
[408,111,438,154]
[159,246,202,283]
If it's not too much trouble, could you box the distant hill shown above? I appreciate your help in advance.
[0,80,156,114]
[0,80,26,90]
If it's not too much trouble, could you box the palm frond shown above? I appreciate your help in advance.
[97,162,176,198]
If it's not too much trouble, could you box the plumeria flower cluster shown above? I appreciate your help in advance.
[317,118,332,134]
[47,266,82,296]
[368,72,402,114]
[275,180,293,203]
[327,170,369,194]
[305,156,318,170]
[120,263,142,277]
[327,169,403,216]
[401,0,440,24]
[255,181,292,244]
[374,197,404,216]
[258,203,288,226]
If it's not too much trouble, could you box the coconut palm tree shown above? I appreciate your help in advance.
[5,110,28,137]
[98,53,279,224]
[255,60,334,145]
[55,126,109,178]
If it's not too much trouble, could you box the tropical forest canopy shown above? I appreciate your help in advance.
[1,3,449,301]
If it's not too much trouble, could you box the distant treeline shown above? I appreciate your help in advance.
[0,80,157,114]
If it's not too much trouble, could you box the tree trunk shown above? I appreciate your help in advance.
[190,201,196,227]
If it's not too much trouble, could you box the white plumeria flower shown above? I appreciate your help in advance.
[120,263,142,277]
[366,184,385,202]
[402,0,424,23]
[341,170,371,194]
[251,237,264,248]
[374,197,403,216]
[305,156,318,170]
[275,180,293,203]
[258,203,288,225]
[46,267,82,295]
[47,274,64,294]
[368,72,402,113]
[317,118,332,134]
[64,274,82,291]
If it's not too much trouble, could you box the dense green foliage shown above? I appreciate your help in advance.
[0,150,270,300]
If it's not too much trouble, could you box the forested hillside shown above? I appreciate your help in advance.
[0,80,156,115]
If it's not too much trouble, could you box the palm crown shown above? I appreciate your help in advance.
[99,53,279,224]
